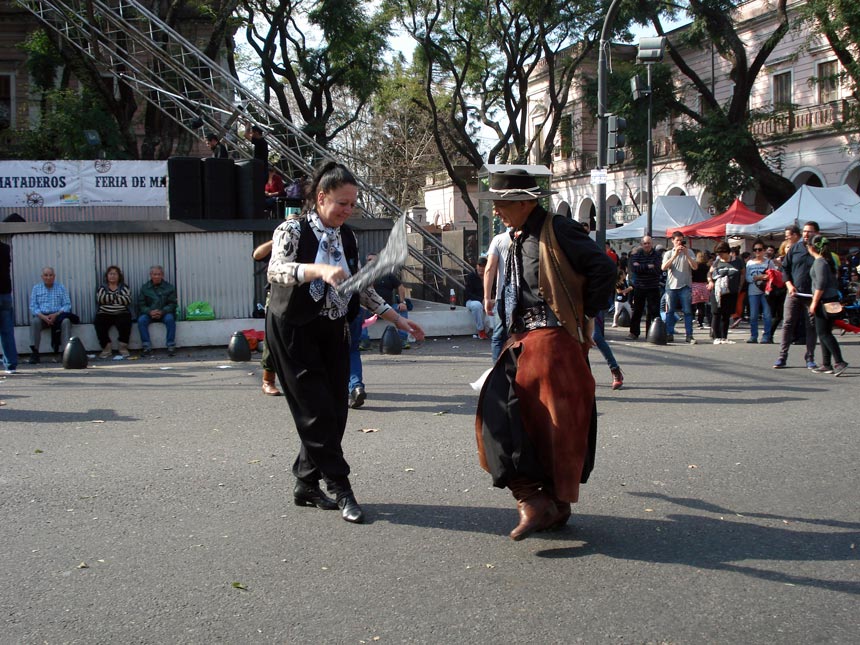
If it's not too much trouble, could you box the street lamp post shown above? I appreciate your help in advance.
[635,37,666,238]
[595,0,626,250]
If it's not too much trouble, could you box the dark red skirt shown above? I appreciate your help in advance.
[475,327,597,502]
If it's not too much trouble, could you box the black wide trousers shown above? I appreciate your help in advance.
[266,311,352,494]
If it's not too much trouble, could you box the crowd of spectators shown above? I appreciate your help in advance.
[603,221,854,377]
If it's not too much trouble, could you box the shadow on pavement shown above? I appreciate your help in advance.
[365,499,859,595]
[535,495,859,595]
[0,408,138,424]
[627,492,860,530]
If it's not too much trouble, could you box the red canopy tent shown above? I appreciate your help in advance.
[668,199,764,238]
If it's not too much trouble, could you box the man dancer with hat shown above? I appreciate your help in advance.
[475,169,616,541]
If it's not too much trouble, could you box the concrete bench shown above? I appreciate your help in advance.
[9,304,478,355]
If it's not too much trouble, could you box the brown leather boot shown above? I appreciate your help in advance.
[262,370,282,396]
[540,485,571,530]
[510,492,555,541]
[508,478,555,541]
[546,499,571,531]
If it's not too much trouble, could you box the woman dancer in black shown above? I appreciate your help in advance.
[266,162,424,523]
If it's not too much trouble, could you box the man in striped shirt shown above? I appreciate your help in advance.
[29,267,74,363]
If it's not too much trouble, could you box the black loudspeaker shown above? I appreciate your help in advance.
[62,337,88,369]
[380,325,403,355]
[167,157,203,219]
[235,159,266,220]
[647,316,667,345]
[227,331,252,361]
[202,158,236,219]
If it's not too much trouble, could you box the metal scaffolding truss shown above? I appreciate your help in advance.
[17,0,468,293]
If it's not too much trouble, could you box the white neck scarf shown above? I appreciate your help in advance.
[308,211,351,315]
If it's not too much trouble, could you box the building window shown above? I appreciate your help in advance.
[100,73,120,100]
[532,120,543,163]
[0,74,13,129]
[817,60,839,104]
[772,71,792,109]
[555,113,573,160]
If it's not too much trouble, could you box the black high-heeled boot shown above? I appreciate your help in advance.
[293,480,338,510]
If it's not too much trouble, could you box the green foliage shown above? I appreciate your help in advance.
[242,0,390,149]
[389,0,603,180]
[372,57,426,113]
[673,111,754,211]
[20,29,64,92]
[356,59,445,207]
[304,0,390,102]
[632,0,797,208]
[624,0,686,31]
[19,89,127,160]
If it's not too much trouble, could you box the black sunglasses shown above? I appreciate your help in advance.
[753,247,764,251]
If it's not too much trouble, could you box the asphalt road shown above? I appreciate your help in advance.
[1,324,858,644]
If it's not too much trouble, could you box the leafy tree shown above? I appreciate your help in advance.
[20,30,64,93]
[673,113,756,210]
[633,0,798,209]
[15,1,240,159]
[239,0,390,157]
[584,59,676,172]
[387,0,603,223]
[345,57,445,208]
[19,89,126,160]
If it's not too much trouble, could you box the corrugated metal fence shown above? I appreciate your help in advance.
[8,231,252,325]
[5,225,391,326]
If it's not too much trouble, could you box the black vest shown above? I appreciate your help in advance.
[268,219,360,325]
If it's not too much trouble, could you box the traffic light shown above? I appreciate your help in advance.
[607,114,627,166]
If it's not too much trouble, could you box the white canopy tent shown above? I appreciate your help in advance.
[726,185,860,237]
[606,196,709,240]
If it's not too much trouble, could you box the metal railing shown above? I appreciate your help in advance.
[750,99,859,139]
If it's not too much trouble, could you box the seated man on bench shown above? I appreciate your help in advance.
[137,265,178,357]
[28,266,78,363]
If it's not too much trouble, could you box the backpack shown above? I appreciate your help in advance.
[764,266,785,294]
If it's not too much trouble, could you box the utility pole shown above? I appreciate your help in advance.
[596,0,625,250]
[636,37,666,238]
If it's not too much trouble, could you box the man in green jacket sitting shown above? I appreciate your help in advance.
[137,265,178,357]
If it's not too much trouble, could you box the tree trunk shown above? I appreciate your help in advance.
[735,139,796,208]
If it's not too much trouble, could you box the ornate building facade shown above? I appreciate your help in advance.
[534,0,860,228]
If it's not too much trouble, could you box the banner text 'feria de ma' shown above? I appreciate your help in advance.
[0,160,168,208]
